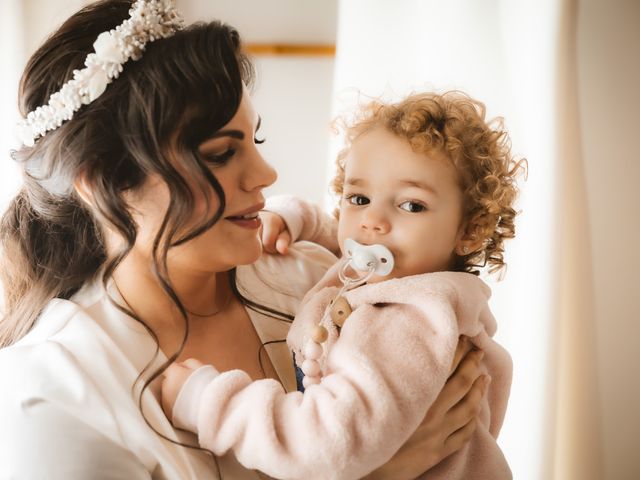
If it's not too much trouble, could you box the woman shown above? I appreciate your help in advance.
[0,1,486,478]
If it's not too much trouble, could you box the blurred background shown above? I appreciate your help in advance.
[1,1,639,479]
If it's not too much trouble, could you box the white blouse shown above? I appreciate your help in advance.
[0,242,337,479]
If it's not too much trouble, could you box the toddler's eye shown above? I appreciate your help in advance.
[399,201,426,213]
[254,137,266,145]
[345,194,370,206]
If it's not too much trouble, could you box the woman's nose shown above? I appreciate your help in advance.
[359,207,391,234]
[242,147,277,191]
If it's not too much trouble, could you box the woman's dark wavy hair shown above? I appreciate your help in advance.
[0,0,254,458]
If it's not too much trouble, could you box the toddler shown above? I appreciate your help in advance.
[161,91,525,479]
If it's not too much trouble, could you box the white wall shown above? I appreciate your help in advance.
[178,0,338,205]
[252,57,335,204]
[178,0,337,44]
[578,1,640,478]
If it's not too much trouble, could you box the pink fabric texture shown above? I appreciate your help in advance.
[288,263,513,480]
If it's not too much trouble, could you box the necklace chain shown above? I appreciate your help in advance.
[112,278,233,319]
[184,288,233,317]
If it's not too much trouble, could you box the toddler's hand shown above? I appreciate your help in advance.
[161,358,204,420]
[259,211,291,254]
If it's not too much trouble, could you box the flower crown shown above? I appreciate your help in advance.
[16,0,184,147]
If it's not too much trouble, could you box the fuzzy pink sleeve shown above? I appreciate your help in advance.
[186,291,460,480]
[264,195,340,255]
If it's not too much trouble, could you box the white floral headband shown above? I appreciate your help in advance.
[15,0,184,147]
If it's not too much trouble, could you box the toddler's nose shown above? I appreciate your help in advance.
[359,208,391,234]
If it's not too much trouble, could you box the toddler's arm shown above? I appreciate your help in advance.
[162,340,490,480]
[162,285,473,479]
[262,195,340,255]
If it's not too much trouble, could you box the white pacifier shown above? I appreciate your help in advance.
[343,238,395,278]
[300,239,395,389]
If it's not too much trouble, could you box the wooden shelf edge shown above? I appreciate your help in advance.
[244,43,336,57]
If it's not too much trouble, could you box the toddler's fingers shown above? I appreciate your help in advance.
[275,230,291,255]
[260,216,279,253]
[182,358,205,370]
[165,362,185,376]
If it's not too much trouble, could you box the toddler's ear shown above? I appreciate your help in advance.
[455,213,498,256]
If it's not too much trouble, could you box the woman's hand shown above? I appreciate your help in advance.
[160,358,204,420]
[364,336,490,479]
[259,211,291,254]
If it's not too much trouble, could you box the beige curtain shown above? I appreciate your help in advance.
[553,0,603,478]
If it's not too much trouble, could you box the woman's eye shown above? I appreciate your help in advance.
[254,137,266,145]
[345,194,370,206]
[399,201,426,213]
[202,148,236,165]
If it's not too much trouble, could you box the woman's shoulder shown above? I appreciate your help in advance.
[0,296,91,372]
[0,299,102,410]
[0,295,115,436]
[0,282,213,478]
[0,280,155,395]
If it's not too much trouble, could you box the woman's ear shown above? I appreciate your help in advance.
[73,173,94,207]
[455,213,497,256]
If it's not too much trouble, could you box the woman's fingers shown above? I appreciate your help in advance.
[443,418,478,457]
[447,374,490,430]
[449,335,474,376]
[431,348,484,419]
[369,343,488,478]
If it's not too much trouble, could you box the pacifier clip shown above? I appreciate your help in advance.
[300,239,394,388]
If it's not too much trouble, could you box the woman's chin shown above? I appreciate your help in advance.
[232,240,263,267]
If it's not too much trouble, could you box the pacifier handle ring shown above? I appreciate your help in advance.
[338,258,375,288]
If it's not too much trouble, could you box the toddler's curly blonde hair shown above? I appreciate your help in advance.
[331,91,527,277]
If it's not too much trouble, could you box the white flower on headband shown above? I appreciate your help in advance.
[94,32,127,64]
[15,0,184,147]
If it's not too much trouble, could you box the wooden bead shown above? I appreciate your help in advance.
[311,325,329,343]
[301,359,321,377]
[302,375,320,388]
[304,341,323,360]
[329,296,352,327]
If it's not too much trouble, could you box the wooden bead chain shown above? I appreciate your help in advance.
[300,239,394,388]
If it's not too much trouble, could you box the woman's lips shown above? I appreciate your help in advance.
[226,215,262,229]
[225,202,264,229]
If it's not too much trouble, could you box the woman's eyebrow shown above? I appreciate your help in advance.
[202,116,262,143]
[209,130,244,140]
[198,130,244,151]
